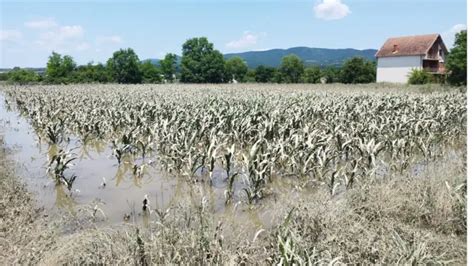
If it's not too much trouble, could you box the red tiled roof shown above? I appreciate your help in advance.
[376,34,441,58]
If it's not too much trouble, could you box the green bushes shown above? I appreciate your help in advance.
[254,66,276,83]
[6,68,41,85]
[71,63,111,83]
[225,57,248,82]
[302,67,321,83]
[140,60,162,84]
[408,69,433,85]
[340,57,376,84]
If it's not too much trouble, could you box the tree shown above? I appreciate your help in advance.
[106,48,142,84]
[408,69,433,85]
[180,37,226,83]
[245,69,256,83]
[160,53,178,82]
[0,72,9,81]
[320,66,340,83]
[225,57,248,82]
[303,67,321,83]
[279,54,304,83]
[7,67,41,85]
[340,57,375,84]
[45,52,76,84]
[72,63,111,83]
[140,60,162,84]
[446,30,467,86]
[255,65,276,83]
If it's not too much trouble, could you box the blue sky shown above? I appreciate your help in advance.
[0,0,467,68]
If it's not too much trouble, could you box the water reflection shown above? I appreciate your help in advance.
[48,144,58,161]
[0,92,274,228]
[55,184,75,212]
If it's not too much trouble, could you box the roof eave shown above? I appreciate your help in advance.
[376,53,425,58]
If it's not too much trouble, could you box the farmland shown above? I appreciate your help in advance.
[0,83,467,264]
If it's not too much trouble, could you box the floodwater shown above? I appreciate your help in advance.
[0,93,290,227]
[3,90,461,229]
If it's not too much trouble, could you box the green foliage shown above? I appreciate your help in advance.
[320,66,340,84]
[279,54,304,83]
[0,72,9,81]
[45,52,76,84]
[302,66,321,83]
[180,37,227,83]
[72,63,111,83]
[340,57,375,84]
[446,31,467,86]
[107,48,142,84]
[255,65,276,83]
[245,69,256,83]
[408,69,433,85]
[272,70,284,83]
[223,47,377,69]
[7,67,41,85]
[225,57,248,82]
[140,60,162,84]
[160,53,178,83]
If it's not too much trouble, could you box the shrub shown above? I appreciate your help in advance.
[302,67,321,83]
[340,57,375,84]
[408,69,433,85]
[7,67,41,85]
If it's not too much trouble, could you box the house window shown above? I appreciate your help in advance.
[392,44,399,53]
[439,48,444,62]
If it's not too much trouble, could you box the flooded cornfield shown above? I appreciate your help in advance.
[0,92,288,227]
[0,83,467,264]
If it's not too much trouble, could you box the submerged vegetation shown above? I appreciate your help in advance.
[3,84,466,199]
[0,83,467,263]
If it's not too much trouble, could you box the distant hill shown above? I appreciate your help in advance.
[1,47,376,72]
[144,47,377,69]
[224,47,377,68]
[142,59,165,65]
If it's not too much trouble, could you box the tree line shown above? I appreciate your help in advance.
[1,31,466,86]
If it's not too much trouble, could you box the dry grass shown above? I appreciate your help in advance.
[0,134,466,264]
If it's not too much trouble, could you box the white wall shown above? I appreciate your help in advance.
[376,56,422,83]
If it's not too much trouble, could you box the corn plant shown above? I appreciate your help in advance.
[2,83,466,204]
[48,149,77,191]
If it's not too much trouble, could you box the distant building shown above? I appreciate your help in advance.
[376,34,448,83]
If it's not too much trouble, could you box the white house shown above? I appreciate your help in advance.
[376,34,448,83]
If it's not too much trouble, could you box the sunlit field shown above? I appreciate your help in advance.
[0,83,467,264]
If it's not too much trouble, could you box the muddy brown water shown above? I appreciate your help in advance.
[3,91,461,229]
[0,93,296,228]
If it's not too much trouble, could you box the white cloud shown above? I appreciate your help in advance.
[0,30,23,42]
[75,42,91,51]
[96,35,122,45]
[24,18,58,29]
[226,31,263,49]
[443,24,466,47]
[34,25,85,52]
[58,25,84,39]
[449,24,467,33]
[314,0,351,20]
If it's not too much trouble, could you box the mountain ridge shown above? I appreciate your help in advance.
[0,46,378,71]
[145,46,377,69]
